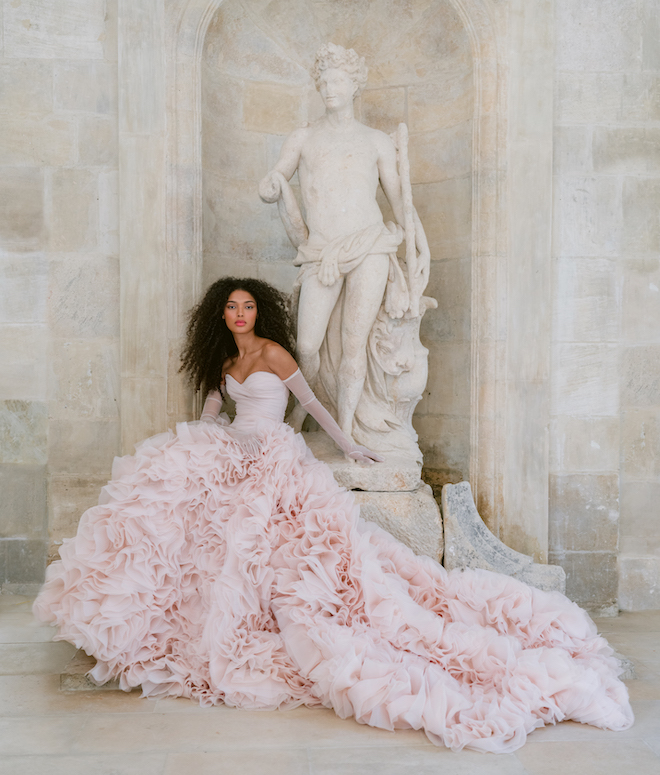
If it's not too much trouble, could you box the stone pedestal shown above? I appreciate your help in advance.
[442,481,566,593]
[305,432,444,564]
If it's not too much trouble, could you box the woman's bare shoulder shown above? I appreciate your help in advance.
[261,341,298,379]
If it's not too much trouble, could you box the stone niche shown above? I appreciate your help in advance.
[201,0,474,485]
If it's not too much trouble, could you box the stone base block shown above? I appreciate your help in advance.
[355,484,443,563]
[442,481,566,594]
[304,431,421,491]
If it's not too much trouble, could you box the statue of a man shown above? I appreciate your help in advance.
[259,43,431,459]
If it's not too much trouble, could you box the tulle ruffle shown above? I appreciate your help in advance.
[34,420,633,753]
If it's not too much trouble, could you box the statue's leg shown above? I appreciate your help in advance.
[338,254,389,438]
[287,274,342,431]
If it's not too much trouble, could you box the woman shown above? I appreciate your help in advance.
[34,277,633,754]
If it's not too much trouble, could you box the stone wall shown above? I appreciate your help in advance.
[0,0,119,587]
[550,0,660,611]
[201,0,474,481]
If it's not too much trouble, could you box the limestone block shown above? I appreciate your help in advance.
[98,170,119,256]
[48,256,119,339]
[3,538,47,587]
[50,339,119,421]
[355,485,443,563]
[0,255,47,323]
[0,464,47,538]
[0,400,47,464]
[4,0,106,59]
[243,82,303,135]
[549,474,619,553]
[621,345,660,407]
[442,482,566,594]
[413,414,470,484]
[360,88,405,134]
[620,481,660,556]
[0,324,47,401]
[555,0,641,72]
[554,176,621,257]
[0,117,74,166]
[553,258,617,342]
[553,126,591,175]
[0,61,52,115]
[550,416,619,473]
[593,128,660,175]
[641,0,660,70]
[78,116,118,167]
[555,72,624,124]
[120,377,167,454]
[621,258,660,343]
[304,431,421,492]
[0,168,44,252]
[54,61,117,114]
[621,409,660,480]
[551,344,619,416]
[408,74,473,134]
[48,474,109,542]
[421,258,470,341]
[205,2,308,86]
[413,177,471,260]
[202,70,244,134]
[621,73,660,122]
[203,125,268,182]
[49,169,99,251]
[622,178,660,253]
[417,341,470,417]
[409,122,472,185]
[618,556,660,610]
[48,419,119,476]
[549,550,618,614]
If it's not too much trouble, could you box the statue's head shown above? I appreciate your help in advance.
[311,43,368,97]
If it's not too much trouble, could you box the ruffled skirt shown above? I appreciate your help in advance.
[33,421,634,753]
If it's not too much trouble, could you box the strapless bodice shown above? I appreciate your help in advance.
[225,371,289,432]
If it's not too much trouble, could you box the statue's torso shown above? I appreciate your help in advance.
[298,121,385,242]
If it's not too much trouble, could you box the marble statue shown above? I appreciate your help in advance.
[259,43,435,464]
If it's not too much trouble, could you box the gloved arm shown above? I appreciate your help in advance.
[283,370,383,463]
[200,390,230,426]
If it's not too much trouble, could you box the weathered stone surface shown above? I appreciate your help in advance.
[549,474,619,553]
[360,87,405,134]
[553,258,617,342]
[408,122,472,185]
[442,482,566,593]
[0,400,48,464]
[621,258,660,343]
[98,170,119,256]
[0,168,45,252]
[418,341,471,417]
[621,409,660,480]
[554,176,621,257]
[556,72,624,124]
[0,255,48,323]
[421,257,470,342]
[0,61,53,115]
[48,420,120,476]
[593,127,660,175]
[3,538,47,587]
[413,414,470,482]
[407,74,473,133]
[622,178,660,253]
[4,0,106,60]
[78,115,118,167]
[54,61,117,114]
[49,169,99,251]
[0,463,47,538]
[48,256,119,339]
[550,416,620,473]
[619,481,660,556]
[618,556,660,611]
[550,550,618,615]
[413,177,471,260]
[0,117,74,166]
[355,485,443,563]
[48,475,109,543]
[0,324,48,401]
[242,82,303,135]
[621,345,660,407]
[551,344,619,416]
[553,126,591,175]
[304,431,421,492]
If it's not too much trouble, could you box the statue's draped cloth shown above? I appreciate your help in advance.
[292,223,423,462]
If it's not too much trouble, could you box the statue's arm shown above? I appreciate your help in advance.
[259,128,307,203]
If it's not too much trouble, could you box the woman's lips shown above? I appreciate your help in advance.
[235,321,246,326]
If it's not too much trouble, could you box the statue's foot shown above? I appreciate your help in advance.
[286,403,308,433]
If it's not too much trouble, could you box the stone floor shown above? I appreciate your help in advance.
[0,595,659,775]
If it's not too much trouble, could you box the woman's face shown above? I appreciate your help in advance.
[223,289,257,335]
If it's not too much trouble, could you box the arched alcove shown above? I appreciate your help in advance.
[200,0,475,480]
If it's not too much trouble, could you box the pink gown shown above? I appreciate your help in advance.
[34,371,633,753]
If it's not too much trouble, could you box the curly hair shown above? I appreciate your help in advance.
[310,42,368,95]
[180,277,295,395]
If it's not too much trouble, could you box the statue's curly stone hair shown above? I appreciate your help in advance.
[180,277,295,395]
[310,42,368,95]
